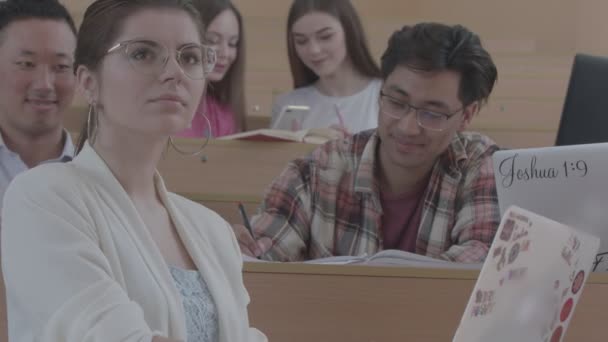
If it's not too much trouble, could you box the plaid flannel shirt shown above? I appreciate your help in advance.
[251,129,500,262]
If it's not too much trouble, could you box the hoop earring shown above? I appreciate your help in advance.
[87,103,99,146]
[168,112,212,156]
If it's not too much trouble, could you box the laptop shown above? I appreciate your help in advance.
[492,143,608,270]
[555,53,608,146]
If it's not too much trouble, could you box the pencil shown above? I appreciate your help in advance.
[237,202,261,259]
[237,202,255,236]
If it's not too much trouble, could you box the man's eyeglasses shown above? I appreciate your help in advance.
[379,91,463,132]
[106,39,217,80]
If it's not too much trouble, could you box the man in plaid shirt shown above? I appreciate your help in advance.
[236,23,500,263]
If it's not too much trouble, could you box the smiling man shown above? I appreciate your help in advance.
[0,1,77,339]
[0,0,77,204]
[235,22,500,263]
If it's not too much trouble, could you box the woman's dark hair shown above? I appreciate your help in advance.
[0,0,77,41]
[286,0,380,88]
[381,23,498,107]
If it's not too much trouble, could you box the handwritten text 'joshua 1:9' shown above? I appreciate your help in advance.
[498,154,588,188]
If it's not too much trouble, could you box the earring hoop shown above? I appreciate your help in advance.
[168,112,212,156]
[87,103,99,146]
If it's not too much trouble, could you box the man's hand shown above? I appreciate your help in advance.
[232,224,273,258]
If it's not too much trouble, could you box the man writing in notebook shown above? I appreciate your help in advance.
[235,22,500,262]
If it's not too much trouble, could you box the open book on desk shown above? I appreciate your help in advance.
[243,249,483,270]
[219,127,343,144]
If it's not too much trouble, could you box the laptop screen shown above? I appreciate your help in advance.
[492,143,608,270]
[555,54,608,146]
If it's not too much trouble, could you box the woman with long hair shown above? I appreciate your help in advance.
[177,0,246,138]
[271,0,381,134]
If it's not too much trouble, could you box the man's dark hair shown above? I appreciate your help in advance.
[0,0,77,39]
[381,22,497,107]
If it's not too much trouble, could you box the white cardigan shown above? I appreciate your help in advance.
[1,144,266,342]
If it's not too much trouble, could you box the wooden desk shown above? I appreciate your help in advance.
[243,263,608,341]
[157,138,317,222]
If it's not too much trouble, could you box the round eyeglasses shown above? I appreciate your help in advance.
[106,39,217,80]
[379,91,463,132]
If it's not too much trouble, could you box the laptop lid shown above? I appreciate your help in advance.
[492,143,608,270]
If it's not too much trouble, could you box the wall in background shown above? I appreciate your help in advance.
[61,0,608,147]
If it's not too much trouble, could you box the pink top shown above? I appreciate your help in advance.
[379,185,426,252]
[176,94,237,138]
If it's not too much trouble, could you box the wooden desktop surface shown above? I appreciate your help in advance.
[157,138,317,222]
[243,263,608,341]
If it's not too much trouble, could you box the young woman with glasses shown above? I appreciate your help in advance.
[1,1,266,341]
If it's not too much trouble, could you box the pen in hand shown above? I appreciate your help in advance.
[237,202,261,259]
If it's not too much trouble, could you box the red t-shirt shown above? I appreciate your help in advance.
[380,185,426,252]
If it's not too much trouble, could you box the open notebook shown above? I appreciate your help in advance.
[243,248,482,270]
[453,206,599,342]
[219,127,343,144]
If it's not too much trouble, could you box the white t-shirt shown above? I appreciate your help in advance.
[270,79,382,133]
